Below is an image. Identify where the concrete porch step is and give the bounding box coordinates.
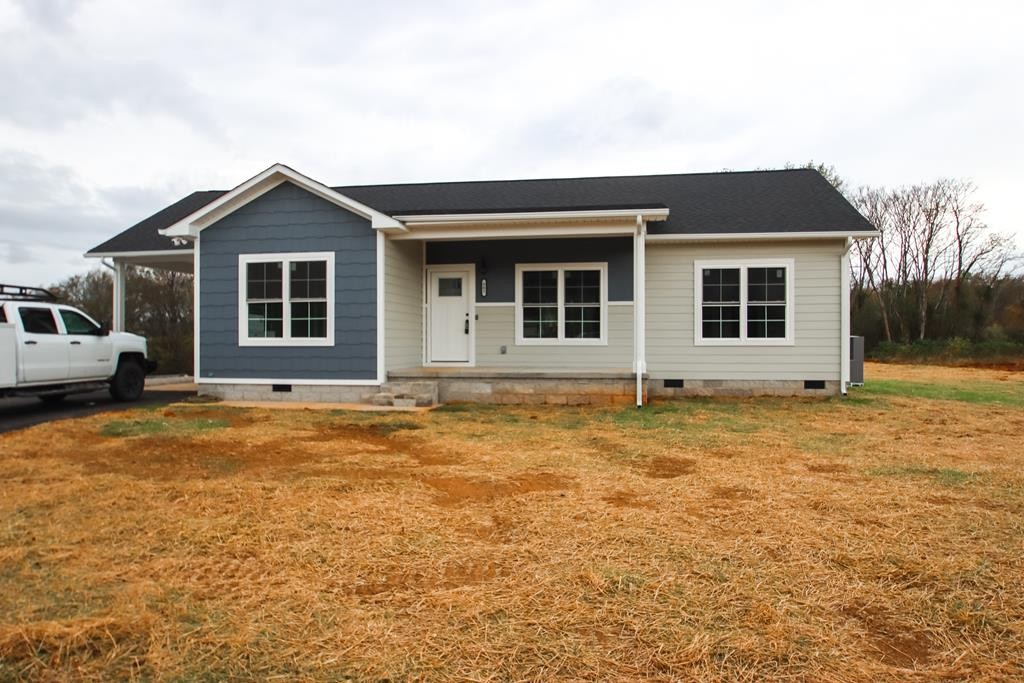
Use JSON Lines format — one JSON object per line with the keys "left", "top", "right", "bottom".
{"left": 368, "top": 380, "right": 439, "bottom": 407}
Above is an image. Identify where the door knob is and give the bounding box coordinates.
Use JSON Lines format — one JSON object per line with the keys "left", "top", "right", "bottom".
{"left": 464, "top": 319, "right": 469, "bottom": 334}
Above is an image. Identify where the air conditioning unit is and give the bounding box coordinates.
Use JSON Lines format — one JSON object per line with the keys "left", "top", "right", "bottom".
{"left": 849, "top": 336, "right": 865, "bottom": 386}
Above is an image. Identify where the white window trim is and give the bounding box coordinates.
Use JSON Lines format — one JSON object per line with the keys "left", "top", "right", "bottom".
{"left": 238, "top": 251, "right": 335, "bottom": 347}
{"left": 515, "top": 262, "right": 608, "bottom": 346}
{"left": 693, "top": 259, "right": 795, "bottom": 347}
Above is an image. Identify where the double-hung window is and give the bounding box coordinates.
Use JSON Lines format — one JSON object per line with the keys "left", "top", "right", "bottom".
{"left": 238, "top": 252, "right": 334, "bottom": 346}
{"left": 515, "top": 263, "right": 607, "bottom": 345}
{"left": 694, "top": 260, "right": 793, "bottom": 345}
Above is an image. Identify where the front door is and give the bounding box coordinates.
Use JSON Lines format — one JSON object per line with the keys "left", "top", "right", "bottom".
{"left": 429, "top": 270, "right": 471, "bottom": 363}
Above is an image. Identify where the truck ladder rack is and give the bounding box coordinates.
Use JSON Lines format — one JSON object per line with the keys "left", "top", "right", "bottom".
{"left": 0, "top": 284, "right": 58, "bottom": 302}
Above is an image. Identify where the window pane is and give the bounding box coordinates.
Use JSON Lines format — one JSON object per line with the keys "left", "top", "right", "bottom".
{"left": 564, "top": 304, "right": 600, "bottom": 339}
{"left": 523, "top": 305, "right": 557, "bottom": 338}
{"left": 438, "top": 277, "right": 462, "bottom": 297}
{"left": 747, "top": 302, "right": 786, "bottom": 338}
{"left": 702, "top": 268, "right": 741, "bottom": 304}
{"left": 248, "top": 302, "right": 283, "bottom": 338}
{"left": 247, "top": 261, "right": 283, "bottom": 300}
{"left": 290, "top": 260, "right": 326, "bottom": 301}
{"left": 291, "top": 300, "right": 328, "bottom": 338}
{"left": 19, "top": 308, "right": 59, "bottom": 334}
{"left": 564, "top": 270, "right": 600, "bottom": 304}
{"left": 60, "top": 310, "right": 98, "bottom": 335}
{"left": 749, "top": 267, "right": 786, "bottom": 303}
{"left": 522, "top": 270, "right": 557, "bottom": 304}
{"left": 701, "top": 304, "right": 740, "bottom": 339}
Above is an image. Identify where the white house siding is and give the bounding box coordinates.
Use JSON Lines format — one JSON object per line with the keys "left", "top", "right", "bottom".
{"left": 384, "top": 238, "right": 423, "bottom": 371}
{"left": 645, "top": 240, "right": 845, "bottom": 381}
{"left": 474, "top": 304, "right": 633, "bottom": 369}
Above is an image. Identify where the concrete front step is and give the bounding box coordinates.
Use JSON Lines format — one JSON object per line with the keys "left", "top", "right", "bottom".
{"left": 369, "top": 380, "right": 439, "bottom": 407}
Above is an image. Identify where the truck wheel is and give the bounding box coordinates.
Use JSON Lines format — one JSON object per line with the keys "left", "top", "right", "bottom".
{"left": 110, "top": 359, "right": 145, "bottom": 402}
{"left": 39, "top": 394, "right": 67, "bottom": 404}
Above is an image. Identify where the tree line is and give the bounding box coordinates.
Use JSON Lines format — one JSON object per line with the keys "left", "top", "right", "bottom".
{"left": 798, "top": 163, "right": 1023, "bottom": 357}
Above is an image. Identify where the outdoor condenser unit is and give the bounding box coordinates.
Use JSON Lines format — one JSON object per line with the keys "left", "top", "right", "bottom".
{"left": 849, "top": 336, "right": 865, "bottom": 386}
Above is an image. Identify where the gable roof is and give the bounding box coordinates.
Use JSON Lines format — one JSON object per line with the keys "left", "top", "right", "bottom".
{"left": 87, "top": 168, "right": 875, "bottom": 255}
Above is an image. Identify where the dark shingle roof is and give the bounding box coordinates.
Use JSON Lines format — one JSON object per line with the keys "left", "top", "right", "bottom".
{"left": 87, "top": 169, "right": 874, "bottom": 255}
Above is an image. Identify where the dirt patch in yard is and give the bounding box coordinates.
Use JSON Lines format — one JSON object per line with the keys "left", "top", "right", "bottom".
{"left": 640, "top": 455, "right": 696, "bottom": 478}
{"left": 841, "top": 603, "right": 934, "bottom": 668}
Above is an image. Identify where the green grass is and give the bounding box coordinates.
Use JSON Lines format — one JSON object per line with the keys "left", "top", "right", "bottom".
{"left": 100, "top": 418, "right": 230, "bottom": 438}
{"left": 868, "top": 465, "right": 979, "bottom": 486}
{"left": 853, "top": 379, "right": 1024, "bottom": 407}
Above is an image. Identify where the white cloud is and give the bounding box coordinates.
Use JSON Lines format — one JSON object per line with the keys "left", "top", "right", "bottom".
{"left": 0, "top": 0, "right": 1021, "bottom": 285}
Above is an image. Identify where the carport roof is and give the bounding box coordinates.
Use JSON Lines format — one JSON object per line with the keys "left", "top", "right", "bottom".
{"left": 87, "top": 168, "right": 875, "bottom": 255}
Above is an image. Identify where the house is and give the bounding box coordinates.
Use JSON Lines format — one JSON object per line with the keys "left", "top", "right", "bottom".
{"left": 86, "top": 164, "right": 877, "bottom": 406}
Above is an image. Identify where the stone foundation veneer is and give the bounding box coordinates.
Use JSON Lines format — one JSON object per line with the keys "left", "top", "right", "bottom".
{"left": 435, "top": 377, "right": 641, "bottom": 405}
{"left": 648, "top": 379, "right": 841, "bottom": 398}
{"left": 199, "top": 383, "right": 377, "bottom": 403}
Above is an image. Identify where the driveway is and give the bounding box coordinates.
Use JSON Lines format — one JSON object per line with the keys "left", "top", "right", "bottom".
{"left": 0, "top": 384, "right": 196, "bottom": 435}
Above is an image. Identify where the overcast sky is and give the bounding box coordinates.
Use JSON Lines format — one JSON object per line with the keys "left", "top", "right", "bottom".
{"left": 1, "top": 0, "right": 1022, "bottom": 286}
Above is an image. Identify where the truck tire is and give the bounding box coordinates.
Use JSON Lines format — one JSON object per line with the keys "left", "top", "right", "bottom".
{"left": 39, "top": 394, "right": 67, "bottom": 404}
{"left": 110, "top": 359, "right": 145, "bottom": 402}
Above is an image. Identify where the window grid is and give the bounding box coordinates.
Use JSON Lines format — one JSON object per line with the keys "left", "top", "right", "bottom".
{"left": 517, "top": 265, "right": 605, "bottom": 344}
{"left": 696, "top": 262, "right": 791, "bottom": 344}
{"left": 240, "top": 253, "right": 333, "bottom": 346}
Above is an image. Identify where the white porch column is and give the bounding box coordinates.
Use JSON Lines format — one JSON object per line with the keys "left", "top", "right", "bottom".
{"left": 112, "top": 259, "right": 127, "bottom": 331}
{"left": 634, "top": 215, "right": 647, "bottom": 407}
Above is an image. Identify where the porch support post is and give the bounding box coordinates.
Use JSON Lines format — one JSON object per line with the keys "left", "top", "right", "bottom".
{"left": 634, "top": 215, "right": 647, "bottom": 407}
{"left": 112, "top": 259, "right": 127, "bottom": 332}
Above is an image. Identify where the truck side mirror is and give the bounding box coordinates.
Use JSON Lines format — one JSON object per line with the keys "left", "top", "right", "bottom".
{"left": 97, "top": 321, "right": 111, "bottom": 336}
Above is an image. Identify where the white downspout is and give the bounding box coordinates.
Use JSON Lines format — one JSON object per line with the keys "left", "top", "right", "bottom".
{"left": 840, "top": 237, "right": 852, "bottom": 396}
{"left": 634, "top": 215, "right": 647, "bottom": 407}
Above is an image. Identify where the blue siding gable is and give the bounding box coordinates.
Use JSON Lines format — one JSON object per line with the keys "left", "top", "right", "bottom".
{"left": 199, "top": 181, "right": 377, "bottom": 380}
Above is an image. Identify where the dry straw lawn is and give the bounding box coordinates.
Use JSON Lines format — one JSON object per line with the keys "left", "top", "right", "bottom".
{"left": 1, "top": 362, "right": 1023, "bottom": 681}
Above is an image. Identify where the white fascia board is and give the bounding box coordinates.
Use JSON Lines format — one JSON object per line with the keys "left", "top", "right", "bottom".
{"left": 395, "top": 207, "right": 670, "bottom": 225}
{"left": 390, "top": 223, "right": 637, "bottom": 242}
{"left": 85, "top": 249, "right": 195, "bottom": 259}
{"left": 160, "top": 163, "right": 404, "bottom": 238}
{"left": 646, "top": 230, "right": 879, "bottom": 243}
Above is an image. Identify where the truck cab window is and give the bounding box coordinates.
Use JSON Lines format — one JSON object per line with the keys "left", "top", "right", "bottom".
{"left": 19, "top": 307, "right": 59, "bottom": 334}
{"left": 60, "top": 309, "right": 99, "bottom": 335}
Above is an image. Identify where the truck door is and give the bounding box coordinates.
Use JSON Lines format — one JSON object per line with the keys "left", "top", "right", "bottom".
{"left": 16, "top": 306, "right": 69, "bottom": 383}
{"left": 59, "top": 308, "right": 113, "bottom": 380}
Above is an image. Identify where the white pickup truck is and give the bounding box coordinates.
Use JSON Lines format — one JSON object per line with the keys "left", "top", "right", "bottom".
{"left": 1, "top": 284, "right": 155, "bottom": 403}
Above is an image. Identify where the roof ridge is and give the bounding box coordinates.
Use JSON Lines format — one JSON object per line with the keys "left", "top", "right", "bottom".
{"left": 331, "top": 168, "right": 811, "bottom": 191}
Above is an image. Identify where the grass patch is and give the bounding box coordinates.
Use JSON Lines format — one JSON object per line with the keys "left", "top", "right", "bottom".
{"left": 100, "top": 417, "right": 230, "bottom": 438}
{"left": 853, "top": 379, "right": 1024, "bottom": 407}
{"left": 868, "top": 465, "right": 979, "bottom": 486}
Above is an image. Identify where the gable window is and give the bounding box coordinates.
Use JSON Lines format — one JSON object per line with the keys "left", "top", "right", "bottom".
{"left": 515, "top": 263, "right": 607, "bottom": 345}
{"left": 694, "top": 260, "right": 794, "bottom": 345}
{"left": 238, "top": 252, "right": 334, "bottom": 346}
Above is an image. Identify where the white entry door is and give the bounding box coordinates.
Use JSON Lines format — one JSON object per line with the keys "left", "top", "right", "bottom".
{"left": 429, "top": 270, "right": 471, "bottom": 363}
